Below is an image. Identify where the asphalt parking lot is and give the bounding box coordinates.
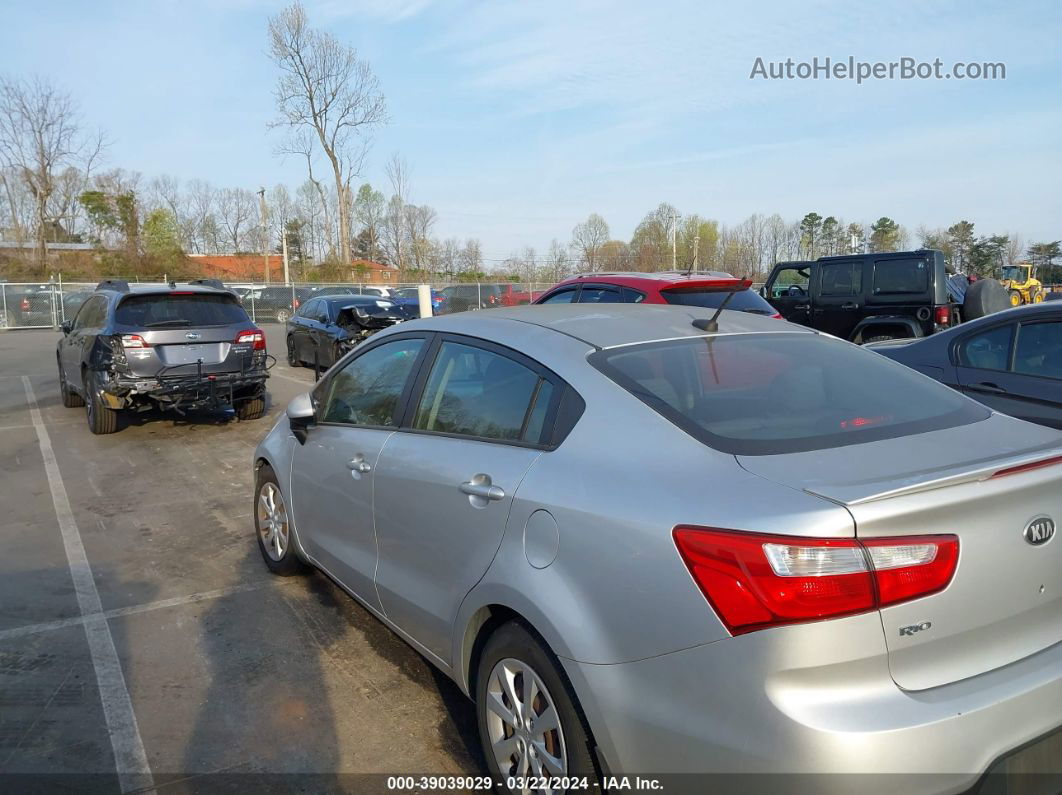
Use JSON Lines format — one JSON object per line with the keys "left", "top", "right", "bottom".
{"left": 0, "top": 325, "right": 481, "bottom": 790}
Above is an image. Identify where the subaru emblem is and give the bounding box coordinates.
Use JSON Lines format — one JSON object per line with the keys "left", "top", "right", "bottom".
{"left": 185, "top": 332, "right": 201, "bottom": 340}
{"left": 1023, "top": 516, "right": 1055, "bottom": 546}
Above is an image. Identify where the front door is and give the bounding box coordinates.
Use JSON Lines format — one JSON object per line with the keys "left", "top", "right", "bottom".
{"left": 765, "top": 263, "right": 814, "bottom": 327}
{"left": 812, "top": 259, "right": 864, "bottom": 339}
{"left": 289, "top": 335, "right": 427, "bottom": 611}
{"left": 373, "top": 338, "right": 554, "bottom": 660}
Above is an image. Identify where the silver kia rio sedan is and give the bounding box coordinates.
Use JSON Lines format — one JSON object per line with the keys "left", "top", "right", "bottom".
{"left": 252, "top": 304, "right": 1062, "bottom": 793}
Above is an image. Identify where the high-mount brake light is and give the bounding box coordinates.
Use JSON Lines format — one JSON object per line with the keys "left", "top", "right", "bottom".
{"left": 119, "top": 334, "right": 150, "bottom": 349}
{"left": 169, "top": 291, "right": 194, "bottom": 295}
{"left": 235, "top": 329, "right": 266, "bottom": 351}
{"left": 673, "top": 527, "right": 959, "bottom": 635}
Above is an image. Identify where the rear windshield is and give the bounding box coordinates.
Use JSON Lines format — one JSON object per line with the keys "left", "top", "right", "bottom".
{"left": 115, "top": 293, "right": 249, "bottom": 327}
{"left": 591, "top": 333, "right": 988, "bottom": 455}
{"left": 661, "top": 288, "right": 776, "bottom": 314}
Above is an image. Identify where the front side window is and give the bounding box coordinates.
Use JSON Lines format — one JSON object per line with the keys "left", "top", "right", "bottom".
{"left": 592, "top": 333, "right": 988, "bottom": 455}
{"left": 957, "top": 324, "right": 1013, "bottom": 371}
{"left": 1014, "top": 321, "right": 1062, "bottom": 379}
{"left": 769, "top": 266, "right": 810, "bottom": 298}
{"left": 413, "top": 341, "right": 550, "bottom": 443}
{"left": 320, "top": 338, "right": 424, "bottom": 426}
{"left": 540, "top": 288, "right": 578, "bottom": 304}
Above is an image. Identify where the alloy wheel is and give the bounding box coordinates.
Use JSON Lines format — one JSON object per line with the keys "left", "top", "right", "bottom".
{"left": 485, "top": 657, "right": 567, "bottom": 790}
{"left": 257, "top": 482, "right": 290, "bottom": 561}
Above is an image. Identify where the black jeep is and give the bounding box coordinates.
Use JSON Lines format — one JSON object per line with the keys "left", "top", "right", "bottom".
{"left": 57, "top": 279, "right": 272, "bottom": 434}
{"left": 763, "top": 249, "right": 1008, "bottom": 343}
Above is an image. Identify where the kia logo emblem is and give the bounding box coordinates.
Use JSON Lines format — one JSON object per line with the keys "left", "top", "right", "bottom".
{"left": 185, "top": 332, "right": 201, "bottom": 340}
{"left": 1024, "top": 516, "right": 1055, "bottom": 546}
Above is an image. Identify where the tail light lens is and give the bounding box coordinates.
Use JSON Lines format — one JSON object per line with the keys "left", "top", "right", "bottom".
{"left": 934, "top": 305, "right": 951, "bottom": 325}
{"left": 235, "top": 329, "right": 266, "bottom": 350}
{"left": 119, "top": 334, "right": 150, "bottom": 349}
{"left": 673, "top": 527, "right": 958, "bottom": 635}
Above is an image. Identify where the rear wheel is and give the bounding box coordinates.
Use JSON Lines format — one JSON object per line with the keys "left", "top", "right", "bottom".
{"left": 236, "top": 396, "right": 265, "bottom": 421}
{"left": 83, "top": 371, "right": 118, "bottom": 435}
{"left": 863, "top": 334, "right": 898, "bottom": 344}
{"left": 286, "top": 336, "right": 299, "bottom": 367}
{"left": 254, "top": 465, "right": 308, "bottom": 576}
{"left": 59, "top": 358, "right": 84, "bottom": 408}
{"left": 476, "top": 621, "right": 598, "bottom": 790}
{"left": 1009, "top": 289, "right": 1024, "bottom": 306}
{"left": 275, "top": 308, "right": 291, "bottom": 324}
{"left": 1032, "top": 288, "right": 1044, "bottom": 304}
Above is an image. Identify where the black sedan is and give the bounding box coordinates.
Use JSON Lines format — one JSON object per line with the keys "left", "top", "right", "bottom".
{"left": 868, "top": 301, "right": 1062, "bottom": 430}
{"left": 284, "top": 294, "right": 415, "bottom": 370}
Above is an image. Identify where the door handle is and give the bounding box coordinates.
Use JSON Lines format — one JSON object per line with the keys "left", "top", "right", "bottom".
{"left": 459, "top": 480, "right": 505, "bottom": 501}
{"left": 347, "top": 456, "right": 372, "bottom": 473}
{"left": 970, "top": 382, "right": 1007, "bottom": 395}
{"left": 794, "top": 303, "right": 809, "bottom": 311}
{"left": 841, "top": 302, "right": 858, "bottom": 310}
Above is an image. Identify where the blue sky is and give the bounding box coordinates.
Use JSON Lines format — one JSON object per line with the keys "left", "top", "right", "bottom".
{"left": 2, "top": 0, "right": 1060, "bottom": 258}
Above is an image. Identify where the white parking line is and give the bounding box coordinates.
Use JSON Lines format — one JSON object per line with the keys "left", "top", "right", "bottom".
{"left": 0, "top": 580, "right": 282, "bottom": 642}
{"left": 270, "top": 370, "right": 315, "bottom": 386}
{"left": 21, "top": 376, "right": 154, "bottom": 794}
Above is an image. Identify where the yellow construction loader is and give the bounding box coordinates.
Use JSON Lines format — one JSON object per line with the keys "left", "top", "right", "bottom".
{"left": 1000, "top": 263, "right": 1045, "bottom": 306}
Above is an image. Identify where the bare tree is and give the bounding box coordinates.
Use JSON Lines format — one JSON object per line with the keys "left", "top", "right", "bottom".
{"left": 0, "top": 75, "right": 104, "bottom": 268}
{"left": 570, "top": 213, "right": 610, "bottom": 271}
{"left": 269, "top": 2, "right": 387, "bottom": 264}
{"left": 186, "top": 178, "right": 216, "bottom": 253}
{"left": 217, "top": 187, "right": 257, "bottom": 252}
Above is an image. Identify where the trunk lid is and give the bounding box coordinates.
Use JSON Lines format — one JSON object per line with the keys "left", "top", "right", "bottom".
{"left": 738, "top": 415, "right": 1062, "bottom": 690}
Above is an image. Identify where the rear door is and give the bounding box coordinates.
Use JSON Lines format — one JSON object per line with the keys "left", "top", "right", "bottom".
{"left": 372, "top": 336, "right": 557, "bottom": 660}
{"left": 812, "top": 259, "right": 864, "bottom": 339}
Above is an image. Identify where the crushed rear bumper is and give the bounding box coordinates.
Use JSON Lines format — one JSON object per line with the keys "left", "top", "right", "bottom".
{"left": 98, "top": 356, "right": 273, "bottom": 413}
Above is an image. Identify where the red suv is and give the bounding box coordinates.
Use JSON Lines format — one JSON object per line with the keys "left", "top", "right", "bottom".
{"left": 534, "top": 271, "right": 781, "bottom": 316}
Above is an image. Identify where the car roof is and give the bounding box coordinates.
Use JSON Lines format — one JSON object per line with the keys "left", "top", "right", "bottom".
{"left": 400, "top": 303, "right": 808, "bottom": 349}
{"left": 99, "top": 284, "right": 233, "bottom": 297}
{"left": 551, "top": 271, "right": 735, "bottom": 290}
{"left": 319, "top": 294, "right": 378, "bottom": 305}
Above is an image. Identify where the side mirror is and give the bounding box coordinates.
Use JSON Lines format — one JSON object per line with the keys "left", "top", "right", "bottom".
{"left": 286, "top": 392, "right": 315, "bottom": 443}
{"left": 60, "top": 319, "right": 73, "bottom": 335}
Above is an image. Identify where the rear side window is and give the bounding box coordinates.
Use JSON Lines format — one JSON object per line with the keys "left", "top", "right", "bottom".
{"left": 819, "top": 262, "right": 863, "bottom": 296}
{"left": 114, "top": 294, "right": 249, "bottom": 327}
{"left": 661, "top": 288, "right": 776, "bottom": 315}
{"left": 578, "top": 286, "right": 623, "bottom": 304}
{"left": 413, "top": 341, "right": 551, "bottom": 443}
{"left": 957, "top": 324, "right": 1013, "bottom": 371}
{"left": 592, "top": 334, "right": 988, "bottom": 455}
{"left": 872, "top": 259, "right": 928, "bottom": 295}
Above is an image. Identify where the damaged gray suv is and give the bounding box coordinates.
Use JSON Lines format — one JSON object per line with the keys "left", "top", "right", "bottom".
{"left": 57, "top": 279, "right": 271, "bottom": 434}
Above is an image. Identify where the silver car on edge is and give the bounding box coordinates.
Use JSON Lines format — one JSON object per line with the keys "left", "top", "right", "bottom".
{"left": 252, "top": 304, "right": 1062, "bottom": 793}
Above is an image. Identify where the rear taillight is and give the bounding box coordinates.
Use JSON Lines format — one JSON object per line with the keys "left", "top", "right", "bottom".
{"left": 235, "top": 329, "right": 266, "bottom": 350}
{"left": 934, "top": 305, "right": 950, "bottom": 325}
{"left": 119, "top": 334, "right": 150, "bottom": 349}
{"left": 673, "top": 527, "right": 958, "bottom": 635}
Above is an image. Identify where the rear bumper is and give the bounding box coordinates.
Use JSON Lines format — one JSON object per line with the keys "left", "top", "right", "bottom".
{"left": 99, "top": 363, "right": 270, "bottom": 411}
{"left": 563, "top": 612, "right": 1062, "bottom": 794}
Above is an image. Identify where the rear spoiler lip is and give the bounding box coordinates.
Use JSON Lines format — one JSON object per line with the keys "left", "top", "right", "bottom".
{"left": 805, "top": 446, "right": 1062, "bottom": 506}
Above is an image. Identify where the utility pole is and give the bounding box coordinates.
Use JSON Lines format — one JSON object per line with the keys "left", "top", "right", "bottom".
{"left": 671, "top": 211, "right": 678, "bottom": 270}
{"left": 693, "top": 235, "right": 700, "bottom": 271}
{"left": 282, "top": 229, "right": 290, "bottom": 285}
{"left": 257, "top": 187, "right": 270, "bottom": 283}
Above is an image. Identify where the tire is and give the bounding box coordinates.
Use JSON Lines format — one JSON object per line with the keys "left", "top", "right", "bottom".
{"left": 83, "top": 370, "right": 118, "bottom": 435}
{"left": 275, "top": 309, "right": 291, "bottom": 324}
{"left": 59, "top": 358, "right": 84, "bottom": 408}
{"left": 1032, "top": 288, "right": 1044, "bottom": 304}
{"left": 254, "top": 465, "right": 309, "bottom": 576}
{"left": 863, "top": 334, "right": 897, "bottom": 344}
{"left": 236, "top": 396, "right": 265, "bottom": 421}
{"left": 475, "top": 621, "right": 599, "bottom": 788}
{"left": 286, "top": 336, "right": 299, "bottom": 367}
{"left": 1008, "top": 289, "right": 1024, "bottom": 307}
{"left": 963, "top": 278, "right": 1010, "bottom": 321}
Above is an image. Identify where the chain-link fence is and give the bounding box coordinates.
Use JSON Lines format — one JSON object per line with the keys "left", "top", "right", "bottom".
{"left": 0, "top": 278, "right": 558, "bottom": 329}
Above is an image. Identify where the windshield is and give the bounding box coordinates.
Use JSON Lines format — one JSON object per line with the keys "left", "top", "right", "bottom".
{"left": 1002, "top": 266, "right": 1028, "bottom": 281}
{"left": 661, "top": 288, "right": 777, "bottom": 314}
{"left": 115, "top": 293, "right": 249, "bottom": 327}
{"left": 591, "top": 333, "right": 988, "bottom": 455}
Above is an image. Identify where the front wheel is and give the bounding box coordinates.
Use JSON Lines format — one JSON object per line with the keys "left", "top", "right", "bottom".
{"left": 254, "top": 465, "right": 308, "bottom": 576}
{"left": 476, "top": 621, "right": 598, "bottom": 789}
{"left": 1009, "top": 289, "right": 1024, "bottom": 307}
{"left": 276, "top": 308, "right": 291, "bottom": 324}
